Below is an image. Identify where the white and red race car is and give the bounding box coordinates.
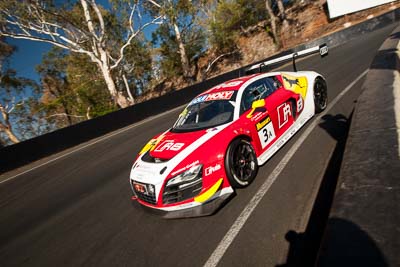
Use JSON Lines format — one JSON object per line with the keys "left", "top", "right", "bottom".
{"left": 130, "top": 45, "right": 328, "bottom": 218}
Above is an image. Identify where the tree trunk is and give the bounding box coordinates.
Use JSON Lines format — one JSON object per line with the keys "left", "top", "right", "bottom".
{"left": 0, "top": 111, "right": 20, "bottom": 144}
{"left": 173, "top": 22, "right": 192, "bottom": 79}
{"left": 276, "top": 0, "right": 289, "bottom": 29}
{"left": 86, "top": 106, "right": 92, "bottom": 120}
{"left": 266, "top": 0, "right": 280, "bottom": 47}
{"left": 122, "top": 74, "right": 135, "bottom": 105}
{"left": 2, "top": 126, "right": 20, "bottom": 144}
{"left": 0, "top": 105, "right": 20, "bottom": 144}
{"left": 99, "top": 63, "right": 130, "bottom": 108}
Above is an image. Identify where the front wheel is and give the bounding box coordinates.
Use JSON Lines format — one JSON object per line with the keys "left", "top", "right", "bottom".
{"left": 314, "top": 77, "right": 328, "bottom": 113}
{"left": 225, "top": 139, "right": 258, "bottom": 188}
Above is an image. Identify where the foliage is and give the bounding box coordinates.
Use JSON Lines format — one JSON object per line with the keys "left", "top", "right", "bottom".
{"left": 123, "top": 40, "right": 153, "bottom": 95}
{"left": 36, "top": 47, "right": 117, "bottom": 128}
{"left": 0, "top": 39, "right": 44, "bottom": 145}
{"left": 149, "top": 0, "right": 206, "bottom": 79}
{"left": 209, "top": 0, "right": 267, "bottom": 53}
{"left": 152, "top": 21, "right": 205, "bottom": 79}
{"left": 0, "top": 0, "right": 163, "bottom": 108}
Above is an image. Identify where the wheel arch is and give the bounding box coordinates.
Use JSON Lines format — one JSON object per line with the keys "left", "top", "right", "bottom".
{"left": 224, "top": 136, "right": 259, "bottom": 188}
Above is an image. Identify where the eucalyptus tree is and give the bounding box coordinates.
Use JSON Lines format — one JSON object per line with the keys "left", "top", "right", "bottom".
{"left": 147, "top": 0, "right": 205, "bottom": 80}
{"left": 0, "top": 0, "right": 162, "bottom": 108}
{"left": 0, "top": 39, "right": 40, "bottom": 145}
{"left": 265, "top": 0, "right": 279, "bottom": 46}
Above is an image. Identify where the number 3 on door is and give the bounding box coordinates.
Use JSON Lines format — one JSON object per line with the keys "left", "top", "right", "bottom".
{"left": 257, "top": 122, "right": 276, "bottom": 149}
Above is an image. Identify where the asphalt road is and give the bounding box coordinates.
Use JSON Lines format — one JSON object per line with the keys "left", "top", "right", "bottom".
{"left": 0, "top": 24, "right": 396, "bottom": 267}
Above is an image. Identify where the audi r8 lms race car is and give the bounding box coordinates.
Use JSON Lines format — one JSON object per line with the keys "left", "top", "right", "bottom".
{"left": 130, "top": 45, "right": 329, "bottom": 218}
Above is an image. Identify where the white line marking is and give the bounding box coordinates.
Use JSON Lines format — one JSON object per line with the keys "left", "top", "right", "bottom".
{"left": 204, "top": 69, "right": 369, "bottom": 267}
{"left": 0, "top": 105, "right": 185, "bottom": 185}
{"left": 393, "top": 70, "right": 400, "bottom": 157}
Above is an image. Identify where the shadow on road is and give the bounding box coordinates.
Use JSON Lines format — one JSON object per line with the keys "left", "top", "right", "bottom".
{"left": 317, "top": 218, "right": 388, "bottom": 267}
{"left": 318, "top": 114, "right": 349, "bottom": 142}
{"left": 276, "top": 112, "right": 387, "bottom": 266}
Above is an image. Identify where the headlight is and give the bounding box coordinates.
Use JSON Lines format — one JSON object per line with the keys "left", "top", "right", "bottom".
{"left": 163, "top": 164, "right": 203, "bottom": 205}
{"left": 166, "top": 164, "right": 203, "bottom": 188}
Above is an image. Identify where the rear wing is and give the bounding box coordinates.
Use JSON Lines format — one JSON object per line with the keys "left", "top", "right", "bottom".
{"left": 245, "top": 44, "right": 328, "bottom": 74}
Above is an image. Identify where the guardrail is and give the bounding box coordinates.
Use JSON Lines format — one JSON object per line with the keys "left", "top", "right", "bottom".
{"left": 317, "top": 23, "right": 400, "bottom": 266}
{"left": 1, "top": 8, "right": 399, "bottom": 174}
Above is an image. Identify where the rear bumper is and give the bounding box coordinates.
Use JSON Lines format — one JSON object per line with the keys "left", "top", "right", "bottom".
{"left": 131, "top": 189, "right": 233, "bottom": 219}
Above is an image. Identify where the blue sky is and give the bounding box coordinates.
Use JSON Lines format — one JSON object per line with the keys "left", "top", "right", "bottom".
{"left": 7, "top": 38, "right": 52, "bottom": 82}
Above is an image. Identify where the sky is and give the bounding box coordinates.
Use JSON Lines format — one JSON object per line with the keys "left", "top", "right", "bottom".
{"left": 8, "top": 38, "right": 53, "bottom": 82}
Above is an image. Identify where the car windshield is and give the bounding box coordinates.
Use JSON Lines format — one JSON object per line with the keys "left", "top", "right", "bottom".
{"left": 172, "top": 99, "right": 235, "bottom": 132}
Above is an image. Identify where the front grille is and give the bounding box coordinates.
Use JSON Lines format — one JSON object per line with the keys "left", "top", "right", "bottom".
{"left": 162, "top": 179, "right": 202, "bottom": 205}
{"left": 132, "top": 181, "right": 157, "bottom": 205}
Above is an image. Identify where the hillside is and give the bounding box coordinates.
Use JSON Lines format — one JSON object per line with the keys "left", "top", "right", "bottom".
{"left": 136, "top": 1, "right": 400, "bottom": 103}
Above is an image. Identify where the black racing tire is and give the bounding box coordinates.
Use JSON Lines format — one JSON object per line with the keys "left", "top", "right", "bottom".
{"left": 314, "top": 77, "right": 328, "bottom": 113}
{"left": 225, "top": 139, "right": 258, "bottom": 188}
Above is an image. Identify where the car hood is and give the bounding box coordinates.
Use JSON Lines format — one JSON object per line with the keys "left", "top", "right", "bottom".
{"left": 150, "top": 129, "right": 208, "bottom": 160}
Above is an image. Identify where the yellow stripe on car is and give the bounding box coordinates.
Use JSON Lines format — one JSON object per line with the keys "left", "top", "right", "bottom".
{"left": 139, "top": 139, "right": 156, "bottom": 155}
{"left": 194, "top": 178, "right": 223, "bottom": 203}
{"left": 138, "top": 133, "right": 166, "bottom": 155}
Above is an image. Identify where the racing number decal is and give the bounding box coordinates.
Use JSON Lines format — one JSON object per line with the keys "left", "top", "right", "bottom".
{"left": 256, "top": 117, "right": 276, "bottom": 149}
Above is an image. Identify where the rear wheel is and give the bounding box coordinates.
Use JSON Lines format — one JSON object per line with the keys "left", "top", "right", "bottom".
{"left": 314, "top": 77, "right": 328, "bottom": 113}
{"left": 225, "top": 139, "right": 258, "bottom": 188}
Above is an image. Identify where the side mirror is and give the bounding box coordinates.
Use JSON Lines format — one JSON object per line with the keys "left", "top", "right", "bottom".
{"left": 247, "top": 99, "right": 266, "bottom": 118}
{"left": 252, "top": 99, "right": 265, "bottom": 109}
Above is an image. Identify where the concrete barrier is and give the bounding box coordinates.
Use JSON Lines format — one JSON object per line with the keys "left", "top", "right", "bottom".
{"left": 317, "top": 24, "right": 400, "bottom": 266}
{"left": 1, "top": 8, "right": 399, "bottom": 174}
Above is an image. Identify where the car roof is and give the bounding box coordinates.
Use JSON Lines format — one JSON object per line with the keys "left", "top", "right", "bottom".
{"left": 198, "top": 72, "right": 281, "bottom": 96}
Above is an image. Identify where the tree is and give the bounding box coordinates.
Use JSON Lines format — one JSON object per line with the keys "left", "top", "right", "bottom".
{"left": 36, "top": 47, "right": 88, "bottom": 128}
{"left": 152, "top": 14, "right": 205, "bottom": 79}
{"left": 0, "top": 0, "right": 162, "bottom": 108}
{"left": 0, "top": 71, "right": 22, "bottom": 144}
{"left": 265, "top": 0, "right": 280, "bottom": 46}
{"left": 36, "top": 46, "right": 122, "bottom": 129}
{"left": 276, "top": 0, "right": 288, "bottom": 29}
{"left": 209, "top": 0, "right": 267, "bottom": 53}
{"left": 147, "top": 0, "right": 204, "bottom": 80}
{"left": 0, "top": 39, "right": 41, "bottom": 145}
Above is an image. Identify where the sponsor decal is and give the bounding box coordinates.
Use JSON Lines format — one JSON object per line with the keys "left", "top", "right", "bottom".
{"left": 205, "top": 91, "right": 234, "bottom": 101}
{"left": 190, "top": 91, "right": 234, "bottom": 105}
{"left": 277, "top": 102, "right": 292, "bottom": 129}
{"left": 250, "top": 111, "right": 267, "bottom": 122}
{"left": 257, "top": 120, "right": 276, "bottom": 149}
{"left": 205, "top": 164, "right": 221, "bottom": 176}
{"left": 282, "top": 74, "right": 308, "bottom": 99}
{"left": 190, "top": 95, "right": 208, "bottom": 105}
{"left": 212, "top": 81, "right": 243, "bottom": 90}
{"left": 154, "top": 140, "right": 185, "bottom": 152}
{"left": 256, "top": 116, "right": 271, "bottom": 131}
{"left": 170, "top": 160, "right": 200, "bottom": 177}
